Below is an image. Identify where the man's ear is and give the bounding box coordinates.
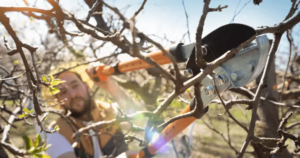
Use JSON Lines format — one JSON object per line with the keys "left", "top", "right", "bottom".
{"left": 84, "top": 82, "right": 92, "bottom": 92}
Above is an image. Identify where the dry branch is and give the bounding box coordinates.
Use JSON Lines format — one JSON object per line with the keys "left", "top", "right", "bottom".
{"left": 209, "top": 5, "right": 229, "bottom": 12}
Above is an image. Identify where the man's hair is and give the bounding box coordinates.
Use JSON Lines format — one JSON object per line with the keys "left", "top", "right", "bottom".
{"left": 55, "top": 70, "right": 83, "bottom": 82}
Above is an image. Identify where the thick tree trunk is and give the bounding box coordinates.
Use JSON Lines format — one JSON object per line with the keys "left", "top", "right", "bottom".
{"left": 252, "top": 60, "right": 293, "bottom": 158}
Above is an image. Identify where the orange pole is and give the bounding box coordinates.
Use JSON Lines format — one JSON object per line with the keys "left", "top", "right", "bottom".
{"left": 130, "top": 105, "right": 197, "bottom": 158}
{"left": 118, "top": 49, "right": 171, "bottom": 73}
{"left": 93, "top": 49, "right": 172, "bottom": 81}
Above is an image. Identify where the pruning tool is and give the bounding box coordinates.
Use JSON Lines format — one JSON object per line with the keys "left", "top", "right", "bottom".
{"left": 92, "top": 24, "right": 270, "bottom": 158}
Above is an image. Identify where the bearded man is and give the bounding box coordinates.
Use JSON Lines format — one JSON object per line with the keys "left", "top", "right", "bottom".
{"left": 46, "top": 67, "right": 142, "bottom": 158}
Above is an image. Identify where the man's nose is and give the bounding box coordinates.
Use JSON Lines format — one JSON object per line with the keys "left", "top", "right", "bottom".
{"left": 68, "top": 89, "right": 77, "bottom": 98}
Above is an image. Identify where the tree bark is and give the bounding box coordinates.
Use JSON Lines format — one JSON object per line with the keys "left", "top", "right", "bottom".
{"left": 252, "top": 59, "right": 293, "bottom": 158}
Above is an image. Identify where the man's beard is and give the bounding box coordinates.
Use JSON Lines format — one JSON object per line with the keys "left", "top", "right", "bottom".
{"left": 69, "top": 91, "right": 92, "bottom": 118}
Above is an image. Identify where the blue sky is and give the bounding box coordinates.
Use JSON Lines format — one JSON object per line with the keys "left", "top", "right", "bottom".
{"left": 1, "top": 0, "right": 299, "bottom": 69}
{"left": 102, "top": 0, "right": 296, "bottom": 42}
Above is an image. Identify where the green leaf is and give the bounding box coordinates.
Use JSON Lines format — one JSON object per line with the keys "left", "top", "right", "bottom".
{"left": 44, "top": 144, "right": 52, "bottom": 150}
{"left": 23, "top": 107, "right": 30, "bottom": 114}
{"left": 34, "top": 154, "right": 51, "bottom": 158}
{"left": 49, "top": 87, "right": 60, "bottom": 95}
{"left": 18, "top": 114, "right": 26, "bottom": 118}
{"left": 41, "top": 142, "right": 46, "bottom": 149}
{"left": 42, "top": 112, "right": 48, "bottom": 121}
{"left": 30, "top": 146, "right": 44, "bottom": 154}
{"left": 28, "top": 147, "right": 35, "bottom": 154}
{"left": 30, "top": 109, "right": 34, "bottom": 113}
{"left": 13, "top": 60, "right": 19, "bottom": 65}
{"left": 54, "top": 125, "right": 60, "bottom": 132}
{"left": 22, "top": 135, "right": 33, "bottom": 150}
{"left": 51, "top": 79, "right": 65, "bottom": 86}
{"left": 186, "top": 88, "right": 190, "bottom": 92}
{"left": 34, "top": 134, "right": 41, "bottom": 148}
{"left": 49, "top": 75, "right": 54, "bottom": 83}
{"left": 41, "top": 75, "right": 48, "bottom": 82}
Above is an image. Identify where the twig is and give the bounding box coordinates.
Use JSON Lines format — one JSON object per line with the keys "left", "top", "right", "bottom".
{"left": 135, "top": 53, "right": 176, "bottom": 83}
{"left": 209, "top": 5, "right": 228, "bottom": 12}
{"left": 195, "top": 0, "right": 210, "bottom": 68}
{"left": 284, "top": 0, "right": 300, "bottom": 21}
{"left": 230, "top": 0, "right": 251, "bottom": 23}
{"left": 270, "top": 112, "right": 295, "bottom": 155}
{"left": 0, "top": 115, "right": 16, "bottom": 129}
{"left": 178, "top": 96, "right": 190, "bottom": 104}
{"left": 1, "top": 107, "right": 21, "bottom": 145}
{"left": 203, "top": 120, "right": 239, "bottom": 154}
{"left": 0, "top": 75, "right": 23, "bottom": 81}
{"left": 101, "top": 1, "right": 182, "bottom": 88}
{"left": 72, "top": 15, "right": 120, "bottom": 41}
{"left": 211, "top": 99, "right": 252, "bottom": 109}
{"left": 279, "top": 29, "right": 293, "bottom": 117}
{"left": 285, "top": 121, "right": 300, "bottom": 130}
{"left": 86, "top": 0, "right": 101, "bottom": 22}
{"left": 212, "top": 74, "right": 251, "bottom": 138}
{"left": 280, "top": 88, "right": 300, "bottom": 100}
{"left": 138, "top": 32, "right": 182, "bottom": 87}
{"left": 256, "top": 11, "right": 300, "bottom": 35}
{"left": 181, "top": 0, "right": 191, "bottom": 42}
{"left": 227, "top": 89, "right": 300, "bottom": 109}
{"left": 280, "top": 30, "right": 293, "bottom": 100}
{"left": 278, "top": 112, "right": 293, "bottom": 131}
{"left": 0, "top": 142, "right": 28, "bottom": 156}
{"left": 0, "top": 7, "right": 54, "bottom": 16}
{"left": 153, "top": 91, "right": 176, "bottom": 116}
{"left": 131, "top": 0, "right": 147, "bottom": 19}
{"left": 0, "top": 12, "right": 42, "bottom": 115}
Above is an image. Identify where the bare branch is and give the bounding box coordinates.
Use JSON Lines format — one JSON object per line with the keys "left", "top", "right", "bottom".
{"left": 131, "top": 0, "right": 147, "bottom": 19}
{"left": 0, "top": 7, "right": 54, "bottom": 16}
{"left": 284, "top": 0, "right": 300, "bottom": 21}
{"left": 181, "top": 0, "right": 191, "bottom": 42}
{"left": 195, "top": 0, "right": 210, "bottom": 68}
{"left": 256, "top": 11, "right": 300, "bottom": 35}
{"left": 209, "top": 5, "right": 228, "bottom": 12}
{"left": 279, "top": 29, "right": 293, "bottom": 103}
{"left": 212, "top": 74, "right": 251, "bottom": 137}
{"left": 203, "top": 120, "right": 239, "bottom": 154}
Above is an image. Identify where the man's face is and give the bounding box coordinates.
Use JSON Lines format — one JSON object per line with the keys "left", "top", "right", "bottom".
{"left": 55, "top": 72, "right": 91, "bottom": 117}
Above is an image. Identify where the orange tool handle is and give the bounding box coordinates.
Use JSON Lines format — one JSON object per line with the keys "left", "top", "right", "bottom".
{"left": 130, "top": 103, "right": 199, "bottom": 158}
{"left": 92, "top": 49, "right": 172, "bottom": 81}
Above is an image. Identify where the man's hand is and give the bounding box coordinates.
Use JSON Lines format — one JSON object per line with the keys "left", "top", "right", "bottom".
{"left": 86, "top": 66, "right": 144, "bottom": 114}
{"left": 85, "top": 66, "right": 113, "bottom": 91}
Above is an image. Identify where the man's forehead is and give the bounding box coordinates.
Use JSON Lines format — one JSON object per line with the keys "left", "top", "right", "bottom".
{"left": 57, "top": 71, "right": 82, "bottom": 87}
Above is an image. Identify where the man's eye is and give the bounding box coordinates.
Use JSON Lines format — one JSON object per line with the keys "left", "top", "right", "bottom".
{"left": 60, "top": 90, "right": 67, "bottom": 95}
{"left": 72, "top": 84, "right": 79, "bottom": 89}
